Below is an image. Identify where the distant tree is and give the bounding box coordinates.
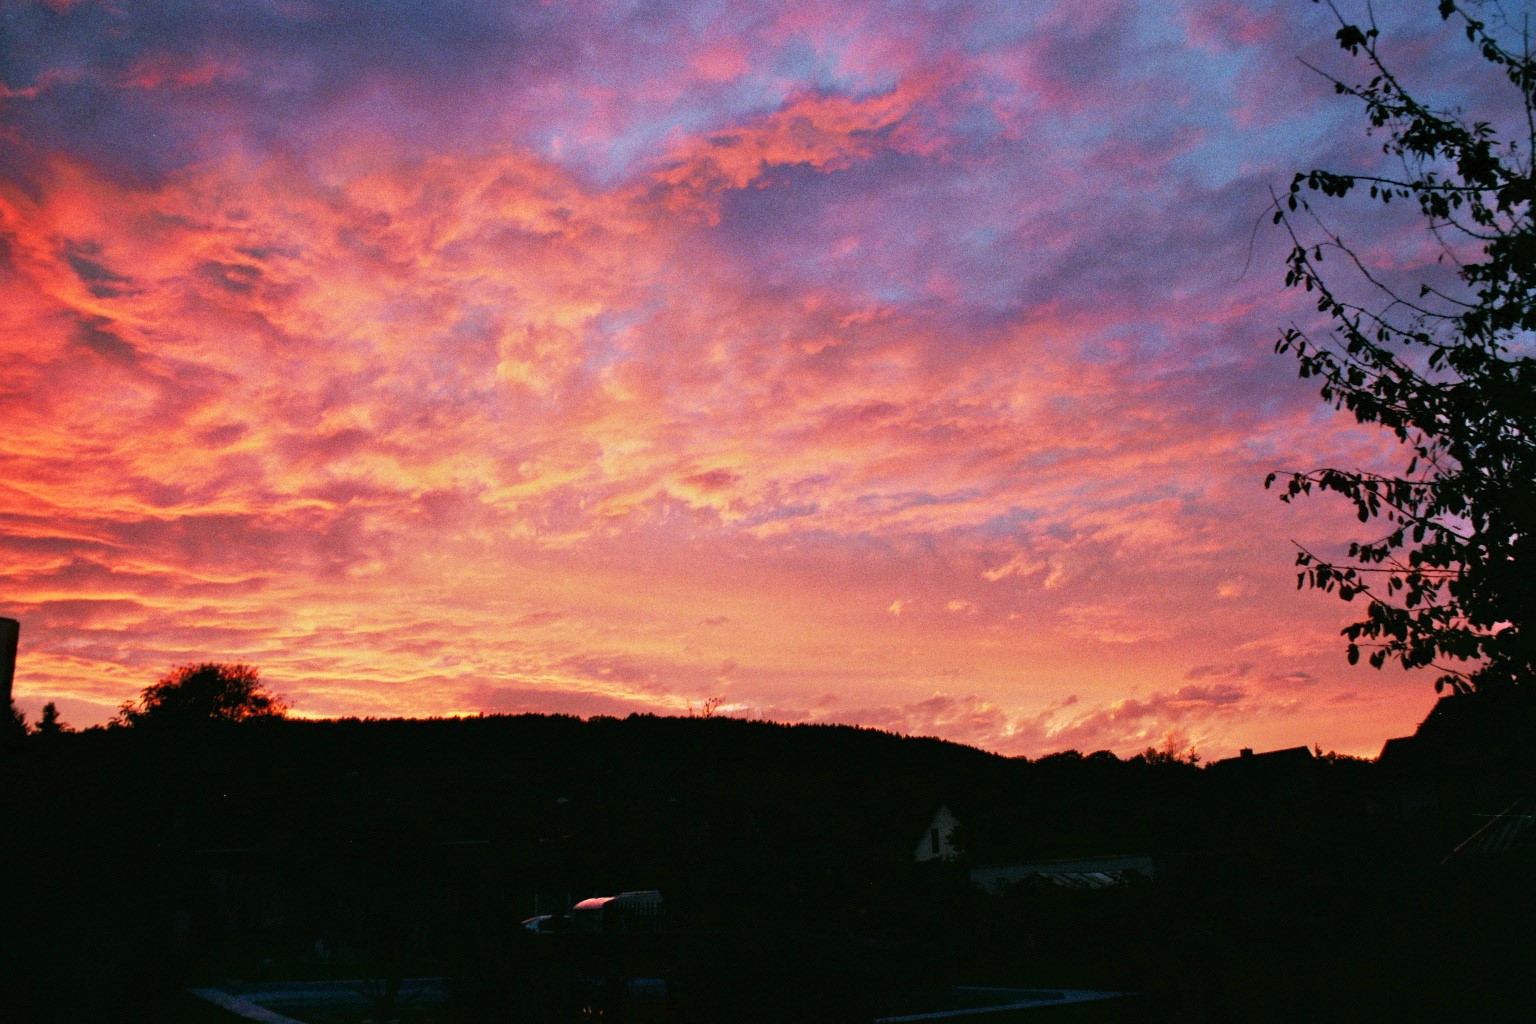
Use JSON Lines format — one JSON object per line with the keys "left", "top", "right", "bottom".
{"left": 1139, "top": 731, "right": 1201, "bottom": 767}
{"left": 688, "top": 696, "right": 723, "bottom": 718}
{"left": 115, "top": 663, "right": 288, "bottom": 728}
{"left": 1267, "top": 1, "right": 1536, "bottom": 695}
{"left": 1312, "top": 743, "right": 1370, "bottom": 765}
{"left": 35, "top": 701, "right": 69, "bottom": 736}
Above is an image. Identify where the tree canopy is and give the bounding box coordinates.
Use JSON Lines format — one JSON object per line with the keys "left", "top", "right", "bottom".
{"left": 36, "top": 701, "right": 68, "bottom": 735}
{"left": 1268, "top": 0, "right": 1536, "bottom": 695}
{"left": 115, "top": 662, "right": 289, "bottom": 728}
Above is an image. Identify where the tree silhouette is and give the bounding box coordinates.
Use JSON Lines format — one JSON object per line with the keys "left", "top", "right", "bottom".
{"left": 35, "top": 701, "right": 68, "bottom": 735}
{"left": 1267, "top": 0, "right": 1535, "bottom": 694}
{"left": 115, "top": 663, "right": 288, "bottom": 727}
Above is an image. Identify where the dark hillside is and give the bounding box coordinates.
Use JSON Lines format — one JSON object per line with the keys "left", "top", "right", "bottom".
{"left": 5, "top": 713, "right": 1012, "bottom": 1020}
{"left": 7, "top": 706, "right": 1534, "bottom": 1022}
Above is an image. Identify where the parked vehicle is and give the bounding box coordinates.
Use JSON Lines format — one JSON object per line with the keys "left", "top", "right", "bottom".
{"left": 571, "top": 890, "right": 665, "bottom": 934}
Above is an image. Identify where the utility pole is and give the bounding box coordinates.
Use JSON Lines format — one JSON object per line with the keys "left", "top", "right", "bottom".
{"left": 1, "top": 617, "right": 17, "bottom": 707}
{"left": 2, "top": 617, "right": 19, "bottom": 746}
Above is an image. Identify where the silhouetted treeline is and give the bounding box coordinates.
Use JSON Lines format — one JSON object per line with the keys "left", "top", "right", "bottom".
{"left": 4, "top": 703, "right": 1534, "bottom": 1022}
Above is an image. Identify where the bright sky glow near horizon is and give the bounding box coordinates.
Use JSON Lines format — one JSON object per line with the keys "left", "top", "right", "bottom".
{"left": 1, "top": 0, "right": 1523, "bottom": 757}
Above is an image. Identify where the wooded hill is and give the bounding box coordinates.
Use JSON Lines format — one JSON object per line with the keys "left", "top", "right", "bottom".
{"left": 5, "top": 706, "right": 1533, "bottom": 1022}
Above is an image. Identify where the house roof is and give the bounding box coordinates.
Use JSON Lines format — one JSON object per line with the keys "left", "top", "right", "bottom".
{"left": 1207, "top": 745, "right": 1315, "bottom": 772}
{"left": 1379, "top": 691, "right": 1536, "bottom": 772}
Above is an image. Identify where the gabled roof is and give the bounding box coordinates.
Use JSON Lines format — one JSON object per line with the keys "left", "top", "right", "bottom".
{"left": 1207, "top": 745, "right": 1315, "bottom": 772}
{"left": 1377, "top": 736, "right": 1415, "bottom": 763}
{"left": 1379, "top": 691, "right": 1536, "bottom": 772}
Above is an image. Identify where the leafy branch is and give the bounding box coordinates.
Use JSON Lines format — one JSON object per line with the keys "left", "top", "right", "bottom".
{"left": 1268, "top": 0, "right": 1536, "bottom": 694}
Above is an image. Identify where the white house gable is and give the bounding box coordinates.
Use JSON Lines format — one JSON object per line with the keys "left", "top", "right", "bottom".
{"left": 915, "top": 803, "right": 962, "bottom": 861}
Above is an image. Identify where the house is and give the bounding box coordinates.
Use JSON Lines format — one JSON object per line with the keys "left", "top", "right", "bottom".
{"left": 1206, "top": 745, "right": 1315, "bottom": 774}
{"left": 1379, "top": 690, "right": 1536, "bottom": 772}
{"left": 913, "top": 798, "right": 1156, "bottom": 891}
{"left": 913, "top": 803, "right": 962, "bottom": 862}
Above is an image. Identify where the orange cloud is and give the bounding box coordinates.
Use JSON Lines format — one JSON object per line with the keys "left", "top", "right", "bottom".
{"left": 1, "top": 0, "right": 1466, "bottom": 758}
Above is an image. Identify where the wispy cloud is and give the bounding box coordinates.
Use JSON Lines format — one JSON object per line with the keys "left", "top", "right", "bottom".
{"left": 0, "top": 0, "right": 1477, "bottom": 754}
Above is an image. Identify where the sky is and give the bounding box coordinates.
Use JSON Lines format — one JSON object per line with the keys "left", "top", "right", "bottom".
{"left": 0, "top": 0, "right": 1522, "bottom": 757}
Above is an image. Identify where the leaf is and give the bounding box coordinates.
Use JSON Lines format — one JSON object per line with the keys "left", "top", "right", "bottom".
{"left": 1270, "top": 3, "right": 1535, "bottom": 696}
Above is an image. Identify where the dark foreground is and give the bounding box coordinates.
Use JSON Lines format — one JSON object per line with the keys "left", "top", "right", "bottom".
{"left": 6, "top": 708, "right": 1533, "bottom": 1022}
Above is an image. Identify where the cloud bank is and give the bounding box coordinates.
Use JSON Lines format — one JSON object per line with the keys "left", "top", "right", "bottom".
{"left": 3, "top": 0, "right": 1496, "bottom": 755}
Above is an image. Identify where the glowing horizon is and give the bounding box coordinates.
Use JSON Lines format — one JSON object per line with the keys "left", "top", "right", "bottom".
{"left": 2, "top": 0, "right": 1510, "bottom": 757}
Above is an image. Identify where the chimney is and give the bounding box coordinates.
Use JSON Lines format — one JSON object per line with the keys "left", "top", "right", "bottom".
{"left": 1239, "top": 747, "right": 1254, "bottom": 759}
{"left": 0, "top": 617, "right": 17, "bottom": 712}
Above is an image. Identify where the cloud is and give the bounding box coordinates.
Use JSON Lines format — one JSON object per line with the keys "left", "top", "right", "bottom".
{"left": 982, "top": 551, "right": 1049, "bottom": 583}
{"left": 461, "top": 684, "right": 653, "bottom": 720}
{"left": 788, "top": 691, "right": 1015, "bottom": 750}
{"left": 1184, "top": 662, "right": 1254, "bottom": 682}
{"left": 1013, "top": 682, "right": 1254, "bottom": 756}
{"left": 750, "top": 679, "right": 1284, "bottom": 759}
{"left": 0, "top": 0, "right": 1467, "bottom": 757}
{"left": 1056, "top": 603, "right": 1171, "bottom": 646}
{"left": 1262, "top": 669, "right": 1319, "bottom": 691}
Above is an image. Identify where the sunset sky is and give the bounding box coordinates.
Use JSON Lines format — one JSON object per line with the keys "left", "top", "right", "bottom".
{"left": 1, "top": 0, "right": 1516, "bottom": 756}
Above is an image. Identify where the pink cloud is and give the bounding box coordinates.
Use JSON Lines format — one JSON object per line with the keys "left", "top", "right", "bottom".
{"left": 0, "top": 0, "right": 1477, "bottom": 757}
